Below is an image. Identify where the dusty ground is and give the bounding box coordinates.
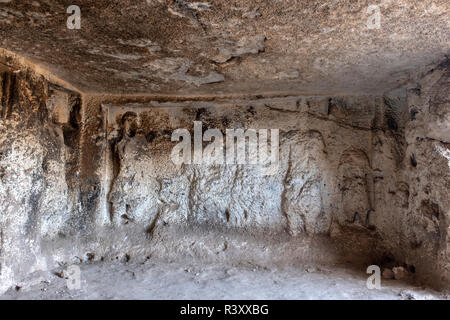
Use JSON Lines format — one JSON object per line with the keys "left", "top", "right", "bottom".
{"left": 1, "top": 260, "right": 448, "bottom": 300}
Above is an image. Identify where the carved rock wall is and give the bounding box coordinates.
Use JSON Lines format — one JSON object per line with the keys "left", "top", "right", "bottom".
{"left": 0, "top": 58, "right": 448, "bottom": 291}
{"left": 0, "top": 62, "right": 82, "bottom": 292}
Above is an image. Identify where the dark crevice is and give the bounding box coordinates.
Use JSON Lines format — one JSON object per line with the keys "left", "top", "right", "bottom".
{"left": 1, "top": 70, "right": 16, "bottom": 119}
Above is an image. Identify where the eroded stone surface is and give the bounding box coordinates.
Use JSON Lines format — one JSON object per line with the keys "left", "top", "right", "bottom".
{"left": 0, "top": 57, "right": 449, "bottom": 292}
{"left": 0, "top": 0, "right": 448, "bottom": 94}
{"left": 0, "top": 4, "right": 449, "bottom": 294}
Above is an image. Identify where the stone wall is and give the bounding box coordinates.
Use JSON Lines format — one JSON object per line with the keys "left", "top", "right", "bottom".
{"left": 0, "top": 58, "right": 448, "bottom": 291}
{"left": 0, "top": 61, "right": 82, "bottom": 291}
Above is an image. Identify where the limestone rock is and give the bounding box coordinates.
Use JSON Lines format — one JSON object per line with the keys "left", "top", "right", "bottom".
{"left": 393, "top": 267, "right": 408, "bottom": 280}
{"left": 382, "top": 268, "right": 394, "bottom": 279}
{"left": 0, "top": 1, "right": 449, "bottom": 295}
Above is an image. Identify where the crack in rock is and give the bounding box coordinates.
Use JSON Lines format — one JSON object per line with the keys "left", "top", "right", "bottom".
{"left": 211, "top": 35, "right": 266, "bottom": 64}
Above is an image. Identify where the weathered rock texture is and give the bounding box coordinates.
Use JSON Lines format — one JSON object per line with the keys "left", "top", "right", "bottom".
{"left": 0, "top": 0, "right": 448, "bottom": 94}
{"left": 0, "top": 53, "right": 448, "bottom": 292}
{"left": 0, "top": 58, "right": 82, "bottom": 292}
{"left": 0, "top": 0, "right": 449, "bottom": 294}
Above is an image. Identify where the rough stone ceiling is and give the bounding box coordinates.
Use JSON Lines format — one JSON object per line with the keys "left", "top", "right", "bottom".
{"left": 0, "top": 0, "right": 449, "bottom": 96}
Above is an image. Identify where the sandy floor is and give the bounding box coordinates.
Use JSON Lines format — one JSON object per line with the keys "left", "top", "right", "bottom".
{"left": 1, "top": 260, "right": 448, "bottom": 300}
